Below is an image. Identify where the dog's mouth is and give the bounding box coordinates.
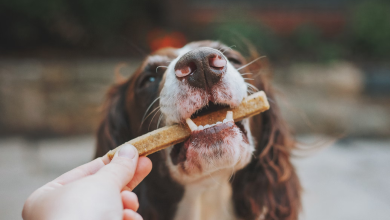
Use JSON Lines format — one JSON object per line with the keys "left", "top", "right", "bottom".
{"left": 186, "top": 101, "right": 248, "bottom": 139}
{"left": 170, "top": 102, "right": 249, "bottom": 166}
{"left": 190, "top": 102, "right": 230, "bottom": 119}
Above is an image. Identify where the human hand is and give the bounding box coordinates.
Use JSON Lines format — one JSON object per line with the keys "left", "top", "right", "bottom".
{"left": 22, "top": 144, "right": 152, "bottom": 220}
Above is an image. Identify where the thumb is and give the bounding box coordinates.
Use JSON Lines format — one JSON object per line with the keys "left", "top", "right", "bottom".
{"left": 94, "top": 144, "right": 139, "bottom": 190}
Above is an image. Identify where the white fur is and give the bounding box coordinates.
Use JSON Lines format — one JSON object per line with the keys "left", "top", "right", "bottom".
{"left": 158, "top": 44, "right": 256, "bottom": 219}
{"left": 174, "top": 171, "right": 236, "bottom": 220}
{"left": 159, "top": 45, "right": 254, "bottom": 180}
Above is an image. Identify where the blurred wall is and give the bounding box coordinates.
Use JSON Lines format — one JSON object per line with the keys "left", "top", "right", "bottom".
{"left": 0, "top": 0, "right": 389, "bottom": 138}
{"left": 0, "top": 59, "right": 139, "bottom": 136}
{"left": 1, "top": 59, "right": 389, "bottom": 138}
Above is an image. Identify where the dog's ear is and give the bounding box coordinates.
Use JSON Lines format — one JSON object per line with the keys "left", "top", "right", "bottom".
{"left": 94, "top": 80, "right": 134, "bottom": 158}
{"left": 231, "top": 56, "right": 301, "bottom": 220}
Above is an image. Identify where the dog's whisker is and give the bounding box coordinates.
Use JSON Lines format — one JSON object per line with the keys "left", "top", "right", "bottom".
{"left": 157, "top": 114, "right": 163, "bottom": 129}
{"left": 141, "top": 97, "right": 160, "bottom": 126}
{"left": 267, "top": 97, "right": 276, "bottom": 104}
{"left": 220, "top": 45, "right": 236, "bottom": 54}
{"left": 228, "top": 164, "right": 235, "bottom": 181}
{"left": 229, "top": 147, "right": 243, "bottom": 182}
{"left": 156, "top": 66, "right": 168, "bottom": 73}
{"left": 247, "top": 89, "right": 256, "bottom": 94}
{"left": 245, "top": 82, "right": 259, "bottom": 91}
{"left": 243, "top": 78, "right": 254, "bottom": 81}
{"left": 240, "top": 73, "right": 253, "bottom": 76}
{"left": 142, "top": 105, "right": 160, "bottom": 122}
{"left": 246, "top": 84, "right": 259, "bottom": 95}
{"left": 249, "top": 70, "right": 267, "bottom": 80}
{"left": 148, "top": 110, "right": 161, "bottom": 131}
{"left": 246, "top": 83, "right": 259, "bottom": 92}
{"left": 246, "top": 84, "right": 255, "bottom": 88}
{"left": 237, "top": 56, "right": 266, "bottom": 71}
{"left": 206, "top": 172, "right": 221, "bottom": 186}
{"left": 205, "top": 158, "right": 222, "bottom": 186}
{"left": 140, "top": 106, "right": 160, "bottom": 129}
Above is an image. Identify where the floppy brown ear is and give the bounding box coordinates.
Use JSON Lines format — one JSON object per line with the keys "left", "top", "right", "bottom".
{"left": 231, "top": 58, "right": 301, "bottom": 219}
{"left": 94, "top": 79, "right": 135, "bottom": 158}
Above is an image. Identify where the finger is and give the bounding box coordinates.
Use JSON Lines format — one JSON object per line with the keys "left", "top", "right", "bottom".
{"left": 53, "top": 157, "right": 106, "bottom": 185}
{"left": 121, "top": 191, "right": 139, "bottom": 211}
{"left": 126, "top": 157, "right": 152, "bottom": 191}
{"left": 94, "top": 144, "right": 139, "bottom": 189}
{"left": 123, "top": 209, "right": 143, "bottom": 220}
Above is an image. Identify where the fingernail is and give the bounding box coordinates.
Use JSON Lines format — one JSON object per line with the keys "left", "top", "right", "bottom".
{"left": 118, "top": 144, "right": 137, "bottom": 159}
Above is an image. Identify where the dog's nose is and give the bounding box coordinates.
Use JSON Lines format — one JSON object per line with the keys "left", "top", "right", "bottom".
{"left": 174, "top": 48, "right": 227, "bottom": 88}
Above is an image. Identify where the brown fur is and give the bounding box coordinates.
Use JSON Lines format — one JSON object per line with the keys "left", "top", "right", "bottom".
{"left": 230, "top": 50, "right": 301, "bottom": 220}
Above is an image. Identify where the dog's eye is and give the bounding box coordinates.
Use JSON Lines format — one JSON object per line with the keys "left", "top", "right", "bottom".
{"left": 139, "top": 75, "right": 157, "bottom": 88}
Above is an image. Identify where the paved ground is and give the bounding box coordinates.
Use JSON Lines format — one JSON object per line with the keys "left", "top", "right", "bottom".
{"left": 293, "top": 136, "right": 390, "bottom": 220}
{"left": 0, "top": 136, "right": 389, "bottom": 220}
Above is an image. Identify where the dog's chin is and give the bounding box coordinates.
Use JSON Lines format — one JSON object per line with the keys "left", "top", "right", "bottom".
{"left": 167, "top": 121, "right": 254, "bottom": 184}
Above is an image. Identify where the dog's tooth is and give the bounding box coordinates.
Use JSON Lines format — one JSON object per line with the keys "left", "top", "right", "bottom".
{"left": 216, "top": 121, "right": 222, "bottom": 124}
{"left": 204, "top": 124, "right": 211, "bottom": 129}
{"left": 198, "top": 125, "right": 204, "bottom": 130}
{"left": 186, "top": 118, "right": 198, "bottom": 131}
{"left": 223, "top": 119, "right": 228, "bottom": 123}
{"left": 226, "top": 111, "right": 233, "bottom": 121}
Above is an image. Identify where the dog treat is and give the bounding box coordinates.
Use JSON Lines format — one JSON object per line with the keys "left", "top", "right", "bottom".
{"left": 106, "top": 91, "right": 270, "bottom": 159}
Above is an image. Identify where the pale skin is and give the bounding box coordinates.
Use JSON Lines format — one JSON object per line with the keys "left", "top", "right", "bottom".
{"left": 22, "top": 144, "right": 152, "bottom": 220}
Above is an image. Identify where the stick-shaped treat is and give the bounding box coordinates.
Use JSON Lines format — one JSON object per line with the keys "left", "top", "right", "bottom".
{"left": 106, "top": 91, "right": 270, "bottom": 159}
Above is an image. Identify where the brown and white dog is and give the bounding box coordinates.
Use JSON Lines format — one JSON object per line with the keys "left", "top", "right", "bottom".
{"left": 95, "top": 41, "right": 301, "bottom": 220}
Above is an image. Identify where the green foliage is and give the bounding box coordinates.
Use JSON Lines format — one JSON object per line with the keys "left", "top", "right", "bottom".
{"left": 0, "top": 0, "right": 67, "bottom": 20}
{"left": 350, "top": 0, "right": 390, "bottom": 58}
{"left": 2, "top": 0, "right": 390, "bottom": 61}
{"left": 213, "top": 21, "right": 281, "bottom": 58}
{"left": 292, "top": 24, "right": 345, "bottom": 63}
{"left": 0, "top": 0, "right": 146, "bottom": 47}
{"left": 77, "top": 0, "right": 143, "bottom": 34}
{"left": 293, "top": 25, "right": 322, "bottom": 52}
{"left": 317, "top": 43, "right": 345, "bottom": 63}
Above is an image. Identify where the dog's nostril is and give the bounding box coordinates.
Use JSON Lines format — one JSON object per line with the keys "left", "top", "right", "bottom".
{"left": 175, "top": 62, "right": 197, "bottom": 78}
{"left": 175, "top": 67, "right": 190, "bottom": 77}
{"left": 209, "top": 55, "right": 226, "bottom": 69}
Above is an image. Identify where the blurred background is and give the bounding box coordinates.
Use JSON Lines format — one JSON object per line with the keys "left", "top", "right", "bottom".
{"left": 0, "top": 0, "right": 389, "bottom": 219}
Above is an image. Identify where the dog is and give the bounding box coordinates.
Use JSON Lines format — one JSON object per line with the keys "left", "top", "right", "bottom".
{"left": 95, "top": 40, "right": 301, "bottom": 220}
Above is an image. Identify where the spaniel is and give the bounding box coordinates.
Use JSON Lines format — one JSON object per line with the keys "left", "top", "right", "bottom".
{"left": 95, "top": 40, "right": 301, "bottom": 220}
